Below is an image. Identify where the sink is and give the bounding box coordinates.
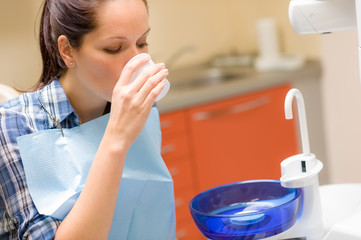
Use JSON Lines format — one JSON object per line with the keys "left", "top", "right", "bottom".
{"left": 168, "top": 66, "right": 252, "bottom": 90}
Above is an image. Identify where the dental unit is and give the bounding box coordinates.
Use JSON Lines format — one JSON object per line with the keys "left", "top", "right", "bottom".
{"left": 189, "top": 0, "right": 361, "bottom": 239}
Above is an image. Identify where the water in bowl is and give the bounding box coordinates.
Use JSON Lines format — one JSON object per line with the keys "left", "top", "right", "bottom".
{"left": 203, "top": 198, "right": 299, "bottom": 239}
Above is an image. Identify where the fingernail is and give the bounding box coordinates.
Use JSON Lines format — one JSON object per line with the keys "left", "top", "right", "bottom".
{"left": 140, "top": 54, "right": 150, "bottom": 62}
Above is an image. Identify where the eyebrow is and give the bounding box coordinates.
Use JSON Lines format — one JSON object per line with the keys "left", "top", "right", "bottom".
{"left": 107, "top": 28, "right": 151, "bottom": 40}
{"left": 142, "top": 28, "right": 151, "bottom": 37}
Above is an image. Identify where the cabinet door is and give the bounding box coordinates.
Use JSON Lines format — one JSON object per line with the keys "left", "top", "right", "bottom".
{"left": 160, "top": 111, "right": 203, "bottom": 239}
{"left": 187, "top": 84, "right": 298, "bottom": 192}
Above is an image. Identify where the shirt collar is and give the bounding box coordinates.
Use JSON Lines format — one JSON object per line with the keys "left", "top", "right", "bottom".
{"left": 36, "top": 78, "right": 80, "bottom": 128}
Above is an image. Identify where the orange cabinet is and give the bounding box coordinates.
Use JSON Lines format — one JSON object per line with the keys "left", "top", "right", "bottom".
{"left": 160, "top": 111, "right": 202, "bottom": 240}
{"left": 186, "top": 84, "right": 298, "bottom": 192}
{"left": 160, "top": 84, "right": 299, "bottom": 239}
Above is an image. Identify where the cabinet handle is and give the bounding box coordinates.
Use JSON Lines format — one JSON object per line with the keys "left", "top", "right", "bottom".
{"left": 161, "top": 144, "right": 176, "bottom": 155}
{"left": 175, "top": 197, "right": 184, "bottom": 208}
{"left": 193, "top": 96, "right": 270, "bottom": 121}
{"left": 160, "top": 119, "right": 172, "bottom": 130}
{"left": 176, "top": 228, "right": 188, "bottom": 239}
{"left": 169, "top": 167, "right": 179, "bottom": 176}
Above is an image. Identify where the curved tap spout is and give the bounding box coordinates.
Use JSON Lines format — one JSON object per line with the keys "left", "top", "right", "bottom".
{"left": 166, "top": 45, "right": 196, "bottom": 70}
{"left": 281, "top": 88, "right": 324, "bottom": 240}
{"left": 284, "top": 88, "right": 311, "bottom": 156}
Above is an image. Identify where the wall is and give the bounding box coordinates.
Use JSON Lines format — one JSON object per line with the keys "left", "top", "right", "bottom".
{"left": 148, "top": 0, "right": 321, "bottom": 68}
{"left": 0, "top": 0, "right": 321, "bottom": 89}
{"left": 321, "top": 30, "right": 361, "bottom": 183}
{"left": 0, "top": 0, "right": 43, "bottom": 89}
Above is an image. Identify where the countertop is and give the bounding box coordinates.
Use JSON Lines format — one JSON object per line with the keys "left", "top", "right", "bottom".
{"left": 157, "top": 61, "right": 322, "bottom": 114}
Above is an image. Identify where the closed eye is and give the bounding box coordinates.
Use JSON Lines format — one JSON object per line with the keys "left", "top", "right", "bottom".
{"left": 137, "top": 42, "right": 149, "bottom": 49}
{"left": 104, "top": 46, "right": 121, "bottom": 54}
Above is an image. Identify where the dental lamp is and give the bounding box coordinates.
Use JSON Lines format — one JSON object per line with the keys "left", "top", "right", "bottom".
{"left": 289, "top": 0, "right": 357, "bottom": 34}
{"left": 289, "top": 0, "right": 361, "bottom": 76}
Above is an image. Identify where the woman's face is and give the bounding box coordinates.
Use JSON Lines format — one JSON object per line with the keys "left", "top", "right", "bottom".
{"left": 71, "top": 0, "right": 149, "bottom": 102}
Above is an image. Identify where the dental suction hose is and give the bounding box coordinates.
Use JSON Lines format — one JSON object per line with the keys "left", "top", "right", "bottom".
{"left": 280, "top": 88, "right": 324, "bottom": 240}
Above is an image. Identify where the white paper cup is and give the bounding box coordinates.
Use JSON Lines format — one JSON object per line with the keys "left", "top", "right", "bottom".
{"left": 128, "top": 53, "right": 170, "bottom": 102}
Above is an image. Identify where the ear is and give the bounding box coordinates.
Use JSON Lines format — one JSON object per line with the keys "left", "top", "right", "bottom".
{"left": 58, "top": 35, "right": 75, "bottom": 68}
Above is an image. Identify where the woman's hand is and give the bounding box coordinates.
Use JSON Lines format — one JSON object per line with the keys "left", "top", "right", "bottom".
{"left": 107, "top": 54, "right": 168, "bottom": 150}
{"left": 55, "top": 55, "right": 167, "bottom": 239}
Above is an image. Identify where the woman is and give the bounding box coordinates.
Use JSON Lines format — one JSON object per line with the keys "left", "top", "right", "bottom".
{"left": 0, "top": 0, "right": 171, "bottom": 239}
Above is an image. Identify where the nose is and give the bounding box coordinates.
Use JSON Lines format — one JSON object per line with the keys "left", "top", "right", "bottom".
{"left": 125, "top": 47, "right": 147, "bottom": 64}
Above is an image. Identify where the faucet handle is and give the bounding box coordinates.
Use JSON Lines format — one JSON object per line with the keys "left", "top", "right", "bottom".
{"left": 281, "top": 88, "right": 323, "bottom": 188}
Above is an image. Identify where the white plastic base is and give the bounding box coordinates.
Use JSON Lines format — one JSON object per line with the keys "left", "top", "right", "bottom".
{"left": 321, "top": 184, "right": 361, "bottom": 240}
{"left": 262, "top": 184, "right": 361, "bottom": 240}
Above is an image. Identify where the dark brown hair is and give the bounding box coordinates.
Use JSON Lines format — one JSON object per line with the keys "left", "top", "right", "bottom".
{"left": 36, "top": 0, "right": 148, "bottom": 90}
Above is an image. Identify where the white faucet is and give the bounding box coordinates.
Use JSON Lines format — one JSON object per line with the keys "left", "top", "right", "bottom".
{"left": 280, "top": 88, "right": 324, "bottom": 240}
{"left": 166, "top": 44, "right": 196, "bottom": 70}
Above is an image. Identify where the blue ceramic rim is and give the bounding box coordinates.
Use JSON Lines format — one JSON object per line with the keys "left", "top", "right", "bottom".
{"left": 189, "top": 179, "right": 302, "bottom": 218}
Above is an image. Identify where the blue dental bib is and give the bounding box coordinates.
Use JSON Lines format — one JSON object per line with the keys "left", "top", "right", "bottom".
{"left": 17, "top": 107, "right": 176, "bottom": 240}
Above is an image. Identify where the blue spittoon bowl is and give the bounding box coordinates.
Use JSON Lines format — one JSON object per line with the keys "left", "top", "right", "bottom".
{"left": 189, "top": 180, "right": 303, "bottom": 240}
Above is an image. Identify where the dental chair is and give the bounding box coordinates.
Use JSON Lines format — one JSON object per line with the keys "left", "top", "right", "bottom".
{"left": 0, "top": 83, "right": 20, "bottom": 103}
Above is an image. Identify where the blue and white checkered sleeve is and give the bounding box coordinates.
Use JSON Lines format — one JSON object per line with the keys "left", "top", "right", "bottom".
{"left": 20, "top": 216, "right": 60, "bottom": 240}
{"left": 0, "top": 107, "right": 61, "bottom": 240}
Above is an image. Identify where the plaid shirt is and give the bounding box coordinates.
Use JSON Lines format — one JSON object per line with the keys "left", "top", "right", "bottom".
{"left": 0, "top": 79, "right": 80, "bottom": 239}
